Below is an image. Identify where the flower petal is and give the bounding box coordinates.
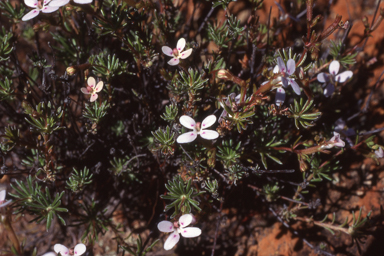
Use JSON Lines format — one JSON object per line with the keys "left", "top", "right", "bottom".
{"left": 273, "top": 65, "right": 280, "bottom": 74}
{"left": 41, "top": 252, "right": 57, "bottom": 256}
{"left": 24, "top": 0, "right": 38, "bottom": 8}
{"left": 22, "top": 9, "right": 40, "bottom": 21}
{"left": 334, "top": 118, "right": 345, "bottom": 131}
{"left": 164, "top": 232, "right": 180, "bottom": 250}
{"left": 179, "top": 115, "right": 196, "bottom": 129}
{"left": 323, "top": 83, "right": 335, "bottom": 97}
{"left": 167, "top": 58, "right": 180, "bottom": 66}
{"left": 317, "top": 72, "right": 329, "bottom": 83}
{"left": 199, "top": 130, "right": 219, "bottom": 140}
{"left": 201, "top": 115, "right": 216, "bottom": 129}
{"left": 80, "top": 88, "right": 91, "bottom": 94}
{"left": 178, "top": 214, "right": 193, "bottom": 228}
{"left": 87, "top": 77, "right": 96, "bottom": 87}
{"left": 73, "top": 0, "right": 93, "bottom": 3}
{"left": 275, "top": 87, "right": 285, "bottom": 106}
{"left": 161, "top": 46, "right": 173, "bottom": 57}
{"left": 90, "top": 93, "right": 98, "bottom": 102}
{"left": 48, "top": 0, "right": 70, "bottom": 7}
{"left": 277, "top": 57, "right": 286, "bottom": 73}
{"left": 0, "top": 199, "right": 12, "bottom": 208}
{"left": 330, "top": 132, "right": 345, "bottom": 147}
{"left": 41, "top": 6, "right": 60, "bottom": 13}
{"left": 158, "top": 221, "right": 174, "bottom": 233}
{"left": 375, "top": 147, "right": 383, "bottom": 158}
{"left": 95, "top": 81, "right": 104, "bottom": 92}
{"left": 334, "top": 140, "right": 345, "bottom": 147}
{"left": 286, "top": 59, "right": 295, "bottom": 75}
{"left": 0, "top": 190, "right": 5, "bottom": 201}
{"left": 180, "top": 48, "right": 192, "bottom": 59}
{"left": 335, "top": 71, "right": 353, "bottom": 83}
{"left": 73, "top": 243, "right": 86, "bottom": 256}
{"left": 329, "top": 60, "right": 340, "bottom": 75}
{"left": 180, "top": 227, "right": 202, "bottom": 238}
{"left": 54, "top": 244, "right": 69, "bottom": 255}
{"left": 281, "top": 77, "right": 288, "bottom": 87}
{"left": 176, "top": 38, "right": 186, "bottom": 52}
{"left": 177, "top": 132, "right": 198, "bottom": 143}
{"left": 234, "top": 94, "right": 241, "bottom": 103}
{"left": 218, "top": 109, "right": 228, "bottom": 123}
{"left": 289, "top": 79, "right": 301, "bottom": 95}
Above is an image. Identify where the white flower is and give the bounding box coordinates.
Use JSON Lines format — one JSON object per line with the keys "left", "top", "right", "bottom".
{"left": 80, "top": 77, "right": 104, "bottom": 102}
{"left": 161, "top": 38, "right": 193, "bottom": 66}
{"left": 177, "top": 115, "right": 219, "bottom": 143}
{"left": 0, "top": 190, "right": 12, "bottom": 208}
{"left": 273, "top": 57, "right": 301, "bottom": 96}
{"left": 375, "top": 147, "right": 383, "bottom": 158}
{"left": 157, "top": 214, "right": 202, "bottom": 250}
{"left": 22, "top": 0, "right": 69, "bottom": 21}
{"left": 317, "top": 60, "right": 353, "bottom": 97}
{"left": 54, "top": 243, "right": 86, "bottom": 256}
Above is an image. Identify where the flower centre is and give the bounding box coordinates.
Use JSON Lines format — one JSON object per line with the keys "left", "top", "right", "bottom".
{"left": 37, "top": 0, "right": 45, "bottom": 9}
{"left": 172, "top": 48, "right": 180, "bottom": 58}
{"left": 86, "top": 86, "right": 94, "bottom": 93}
{"left": 195, "top": 122, "right": 201, "bottom": 132}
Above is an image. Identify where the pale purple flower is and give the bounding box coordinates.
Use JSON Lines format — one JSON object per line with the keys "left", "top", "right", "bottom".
{"left": 317, "top": 60, "right": 353, "bottom": 97}
{"left": 54, "top": 243, "right": 86, "bottom": 256}
{"left": 334, "top": 118, "right": 355, "bottom": 137}
{"left": 219, "top": 93, "right": 241, "bottom": 123}
{"left": 22, "top": 0, "right": 69, "bottom": 21}
{"left": 323, "top": 132, "right": 345, "bottom": 149}
{"left": 80, "top": 77, "right": 104, "bottom": 102}
{"left": 273, "top": 57, "right": 301, "bottom": 96}
{"left": 177, "top": 115, "right": 219, "bottom": 143}
{"left": 161, "top": 38, "right": 193, "bottom": 66}
{"left": 0, "top": 190, "right": 12, "bottom": 208}
{"left": 375, "top": 147, "right": 383, "bottom": 158}
{"left": 157, "top": 214, "right": 202, "bottom": 250}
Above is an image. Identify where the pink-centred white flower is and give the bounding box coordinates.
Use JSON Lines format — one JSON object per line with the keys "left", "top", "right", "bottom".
{"left": 157, "top": 213, "right": 202, "bottom": 250}
{"left": 161, "top": 38, "right": 193, "bottom": 66}
{"left": 54, "top": 243, "right": 86, "bottom": 256}
{"left": 317, "top": 60, "right": 353, "bottom": 97}
{"left": 177, "top": 115, "right": 219, "bottom": 143}
{"left": 81, "top": 77, "right": 104, "bottom": 102}
{"left": 0, "top": 190, "right": 12, "bottom": 208}
{"left": 273, "top": 57, "right": 301, "bottom": 96}
{"left": 22, "top": 0, "right": 69, "bottom": 21}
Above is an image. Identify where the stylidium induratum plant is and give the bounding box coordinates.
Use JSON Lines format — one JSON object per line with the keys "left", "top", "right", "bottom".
{"left": 1, "top": 0, "right": 384, "bottom": 255}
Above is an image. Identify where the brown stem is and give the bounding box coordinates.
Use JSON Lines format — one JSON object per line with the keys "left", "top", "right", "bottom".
{"left": 294, "top": 216, "right": 350, "bottom": 235}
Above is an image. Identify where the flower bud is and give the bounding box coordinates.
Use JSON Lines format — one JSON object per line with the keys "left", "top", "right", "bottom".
{"left": 217, "top": 69, "right": 233, "bottom": 80}
{"left": 66, "top": 66, "right": 78, "bottom": 76}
